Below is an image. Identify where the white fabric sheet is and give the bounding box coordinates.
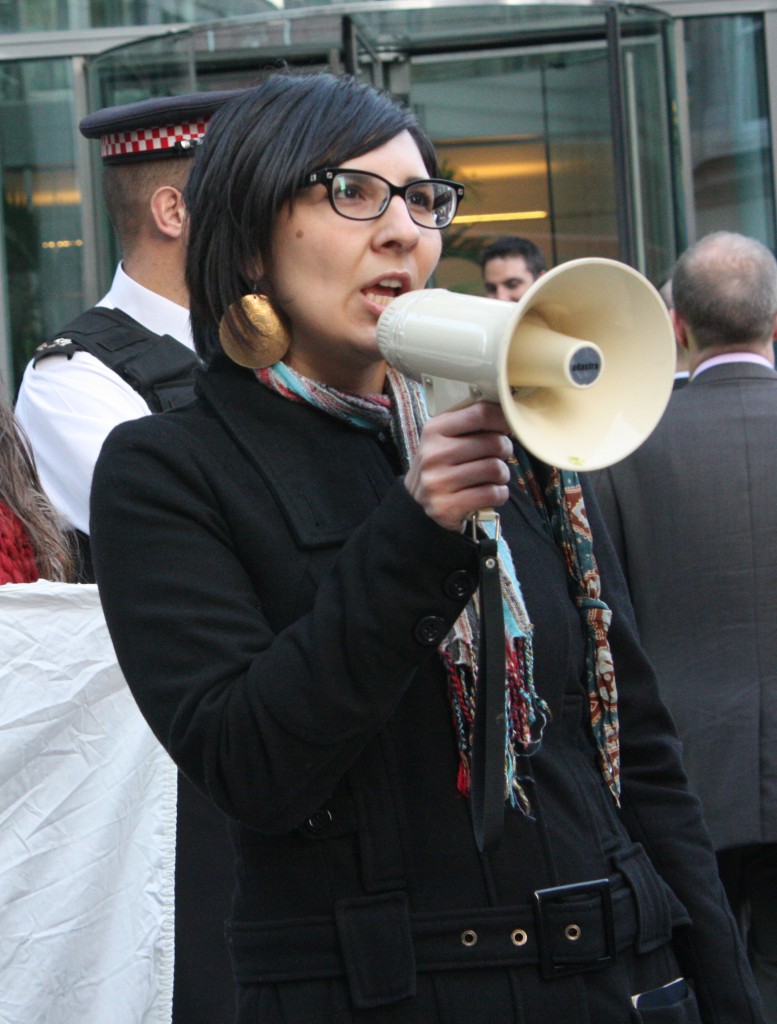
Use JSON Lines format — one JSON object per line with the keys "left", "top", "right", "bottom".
{"left": 0, "top": 581, "right": 176, "bottom": 1024}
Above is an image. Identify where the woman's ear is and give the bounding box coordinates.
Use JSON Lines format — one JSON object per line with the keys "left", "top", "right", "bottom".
{"left": 150, "top": 185, "right": 187, "bottom": 240}
{"left": 242, "top": 258, "right": 264, "bottom": 287}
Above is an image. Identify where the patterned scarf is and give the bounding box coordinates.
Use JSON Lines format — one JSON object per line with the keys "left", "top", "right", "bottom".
{"left": 256, "top": 362, "right": 620, "bottom": 809}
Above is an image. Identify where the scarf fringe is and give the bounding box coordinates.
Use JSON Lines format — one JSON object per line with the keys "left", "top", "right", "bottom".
{"left": 445, "top": 636, "right": 549, "bottom": 817}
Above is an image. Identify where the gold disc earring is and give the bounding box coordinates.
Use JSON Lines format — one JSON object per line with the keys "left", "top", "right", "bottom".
{"left": 218, "top": 293, "right": 291, "bottom": 369}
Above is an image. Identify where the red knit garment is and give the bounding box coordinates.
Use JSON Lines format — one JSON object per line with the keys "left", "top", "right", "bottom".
{"left": 0, "top": 500, "right": 39, "bottom": 584}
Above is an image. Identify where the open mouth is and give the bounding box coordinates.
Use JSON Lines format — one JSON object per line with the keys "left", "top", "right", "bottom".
{"left": 363, "top": 278, "right": 405, "bottom": 308}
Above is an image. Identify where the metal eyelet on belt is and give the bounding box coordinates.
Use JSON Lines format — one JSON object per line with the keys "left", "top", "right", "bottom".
{"left": 565, "top": 923, "right": 582, "bottom": 941}
{"left": 511, "top": 928, "right": 528, "bottom": 946}
{"left": 461, "top": 929, "right": 478, "bottom": 946}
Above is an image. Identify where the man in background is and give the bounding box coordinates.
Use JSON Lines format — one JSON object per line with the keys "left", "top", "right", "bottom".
{"left": 16, "top": 90, "right": 242, "bottom": 1024}
{"left": 590, "top": 231, "right": 777, "bottom": 1020}
{"left": 479, "top": 235, "right": 547, "bottom": 302}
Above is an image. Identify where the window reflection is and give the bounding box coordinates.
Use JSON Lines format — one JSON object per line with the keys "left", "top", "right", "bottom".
{"left": 413, "top": 47, "right": 621, "bottom": 295}
{"left": 685, "top": 14, "right": 775, "bottom": 247}
{"left": 0, "top": 60, "right": 82, "bottom": 388}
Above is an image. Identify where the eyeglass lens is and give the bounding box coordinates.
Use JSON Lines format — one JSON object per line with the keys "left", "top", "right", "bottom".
{"left": 329, "top": 171, "right": 457, "bottom": 228}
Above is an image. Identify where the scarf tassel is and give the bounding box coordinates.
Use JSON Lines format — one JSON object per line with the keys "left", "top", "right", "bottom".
{"left": 446, "top": 636, "right": 548, "bottom": 818}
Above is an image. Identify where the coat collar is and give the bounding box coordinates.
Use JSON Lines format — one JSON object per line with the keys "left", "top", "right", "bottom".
{"left": 195, "top": 356, "right": 397, "bottom": 548}
{"left": 690, "top": 360, "right": 777, "bottom": 386}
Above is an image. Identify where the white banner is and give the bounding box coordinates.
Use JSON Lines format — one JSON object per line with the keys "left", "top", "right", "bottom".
{"left": 0, "top": 581, "right": 176, "bottom": 1024}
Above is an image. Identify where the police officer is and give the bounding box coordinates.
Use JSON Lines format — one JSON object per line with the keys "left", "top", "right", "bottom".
{"left": 16, "top": 91, "right": 243, "bottom": 1024}
{"left": 16, "top": 90, "right": 240, "bottom": 575}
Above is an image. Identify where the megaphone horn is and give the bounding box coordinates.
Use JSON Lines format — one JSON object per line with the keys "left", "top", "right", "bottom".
{"left": 376, "top": 257, "right": 675, "bottom": 471}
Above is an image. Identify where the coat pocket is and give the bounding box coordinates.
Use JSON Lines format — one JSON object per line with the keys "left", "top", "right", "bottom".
{"left": 634, "top": 981, "right": 703, "bottom": 1024}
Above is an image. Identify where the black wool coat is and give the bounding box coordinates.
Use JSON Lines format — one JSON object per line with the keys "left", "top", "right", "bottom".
{"left": 91, "top": 355, "right": 763, "bottom": 1024}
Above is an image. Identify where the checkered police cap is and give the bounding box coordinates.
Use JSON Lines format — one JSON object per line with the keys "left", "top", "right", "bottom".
{"left": 79, "top": 90, "right": 247, "bottom": 164}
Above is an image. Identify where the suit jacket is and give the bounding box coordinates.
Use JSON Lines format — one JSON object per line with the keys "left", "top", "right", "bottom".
{"left": 590, "top": 361, "right": 777, "bottom": 852}
{"left": 90, "top": 355, "right": 763, "bottom": 1023}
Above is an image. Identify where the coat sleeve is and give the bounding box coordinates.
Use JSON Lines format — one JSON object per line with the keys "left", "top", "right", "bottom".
{"left": 90, "top": 415, "right": 479, "bottom": 835}
{"left": 583, "top": 480, "right": 764, "bottom": 1024}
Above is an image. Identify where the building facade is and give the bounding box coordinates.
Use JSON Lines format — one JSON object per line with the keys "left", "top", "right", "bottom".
{"left": 1, "top": 0, "right": 774, "bottom": 388}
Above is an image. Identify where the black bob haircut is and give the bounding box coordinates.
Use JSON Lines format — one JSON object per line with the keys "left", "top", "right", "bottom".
{"left": 184, "top": 71, "right": 440, "bottom": 363}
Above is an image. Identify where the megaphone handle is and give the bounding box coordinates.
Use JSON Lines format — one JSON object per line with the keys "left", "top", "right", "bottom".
{"left": 470, "top": 518, "right": 506, "bottom": 853}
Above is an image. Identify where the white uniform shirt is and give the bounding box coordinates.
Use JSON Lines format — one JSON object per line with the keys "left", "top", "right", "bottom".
{"left": 15, "top": 265, "right": 194, "bottom": 535}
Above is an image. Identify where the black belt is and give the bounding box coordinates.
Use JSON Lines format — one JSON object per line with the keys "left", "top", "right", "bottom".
{"left": 228, "top": 874, "right": 643, "bottom": 986}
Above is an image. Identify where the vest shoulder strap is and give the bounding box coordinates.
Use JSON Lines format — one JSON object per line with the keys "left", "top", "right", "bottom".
{"left": 33, "top": 306, "right": 199, "bottom": 413}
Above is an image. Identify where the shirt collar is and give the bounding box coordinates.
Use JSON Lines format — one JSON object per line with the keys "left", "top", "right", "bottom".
{"left": 99, "top": 263, "right": 194, "bottom": 351}
{"left": 691, "top": 351, "right": 774, "bottom": 380}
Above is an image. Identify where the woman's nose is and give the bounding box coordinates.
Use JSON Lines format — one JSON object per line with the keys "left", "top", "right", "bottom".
{"left": 374, "top": 194, "right": 421, "bottom": 247}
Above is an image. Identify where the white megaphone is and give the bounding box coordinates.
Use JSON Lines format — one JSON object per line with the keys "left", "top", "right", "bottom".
{"left": 376, "top": 257, "right": 675, "bottom": 471}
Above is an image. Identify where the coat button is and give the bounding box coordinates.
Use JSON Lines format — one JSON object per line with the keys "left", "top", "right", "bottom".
{"left": 443, "top": 570, "right": 476, "bottom": 601}
{"left": 304, "top": 809, "right": 333, "bottom": 835}
{"left": 414, "top": 615, "right": 447, "bottom": 646}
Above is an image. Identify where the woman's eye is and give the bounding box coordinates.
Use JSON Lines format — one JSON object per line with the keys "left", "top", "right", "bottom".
{"left": 407, "top": 187, "right": 434, "bottom": 211}
{"left": 334, "top": 180, "right": 367, "bottom": 203}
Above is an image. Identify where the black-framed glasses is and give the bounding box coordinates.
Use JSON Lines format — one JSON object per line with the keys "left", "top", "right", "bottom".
{"left": 303, "top": 168, "right": 465, "bottom": 229}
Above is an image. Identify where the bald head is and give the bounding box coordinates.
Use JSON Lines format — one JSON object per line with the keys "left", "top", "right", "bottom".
{"left": 672, "top": 232, "right": 777, "bottom": 351}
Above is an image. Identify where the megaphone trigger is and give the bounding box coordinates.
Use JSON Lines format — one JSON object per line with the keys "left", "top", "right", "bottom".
{"left": 376, "top": 258, "right": 675, "bottom": 472}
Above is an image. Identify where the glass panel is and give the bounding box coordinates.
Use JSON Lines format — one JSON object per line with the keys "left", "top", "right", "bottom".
{"left": 352, "top": 2, "right": 609, "bottom": 52}
{"left": 684, "top": 13, "right": 775, "bottom": 247}
{"left": 88, "top": 11, "right": 342, "bottom": 105}
{"left": 89, "top": 32, "right": 196, "bottom": 109}
{"left": 0, "top": 59, "right": 83, "bottom": 391}
{"left": 0, "top": 0, "right": 279, "bottom": 32}
{"left": 622, "top": 27, "right": 678, "bottom": 283}
{"left": 411, "top": 41, "right": 617, "bottom": 295}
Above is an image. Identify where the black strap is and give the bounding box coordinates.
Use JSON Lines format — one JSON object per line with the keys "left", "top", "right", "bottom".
{"left": 34, "top": 306, "right": 198, "bottom": 413}
{"left": 470, "top": 532, "right": 506, "bottom": 853}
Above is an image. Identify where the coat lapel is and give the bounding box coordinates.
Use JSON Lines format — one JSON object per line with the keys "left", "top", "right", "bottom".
{"left": 195, "top": 357, "right": 397, "bottom": 548}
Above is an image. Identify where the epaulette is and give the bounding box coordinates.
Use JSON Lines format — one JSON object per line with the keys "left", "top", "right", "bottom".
{"left": 33, "top": 306, "right": 199, "bottom": 413}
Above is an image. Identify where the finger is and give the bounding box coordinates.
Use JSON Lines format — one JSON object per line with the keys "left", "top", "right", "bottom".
{"left": 428, "top": 400, "right": 512, "bottom": 440}
{"left": 423, "top": 482, "right": 511, "bottom": 531}
{"left": 429, "top": 431, "right": 514, "bottom": 467}
{"left": 423, "top": 454, "right": 512, "bottom": 494}
{"left": 410, "top": 457, "right": 512, "bottom": 530}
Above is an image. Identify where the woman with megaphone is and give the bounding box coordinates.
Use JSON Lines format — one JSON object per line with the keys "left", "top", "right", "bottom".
{"left": 90, "top": 73, "right": 762, "bottom": 1024}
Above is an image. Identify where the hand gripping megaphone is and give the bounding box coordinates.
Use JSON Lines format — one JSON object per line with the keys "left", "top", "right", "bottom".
{"left": 376, "top": 257, "right": 675, "bottom": 470}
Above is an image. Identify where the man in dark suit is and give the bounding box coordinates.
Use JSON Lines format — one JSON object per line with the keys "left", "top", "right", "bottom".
{"left": 590, "top": 230, "right": 777, "bottom": 1020}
